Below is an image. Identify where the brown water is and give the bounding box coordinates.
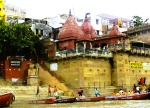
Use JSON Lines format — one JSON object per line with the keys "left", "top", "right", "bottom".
{"left": 9, "top": 100, "right": 150, "bottom": 108}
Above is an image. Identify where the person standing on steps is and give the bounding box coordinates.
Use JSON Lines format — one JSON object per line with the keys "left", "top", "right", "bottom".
{"left": 78, "top": 87, "right": 83, "bottom": 97}
{"left": 36, "top": 85, "right": 40, "bottom": 97}
{"left": 54, "top": 85, "right": 58, "bottom": 96}
{"left": 94, "top": 88, "right": 100, "bottom": 97}
{"left": 48, "top": 85, "right": 51, "bottom": 96}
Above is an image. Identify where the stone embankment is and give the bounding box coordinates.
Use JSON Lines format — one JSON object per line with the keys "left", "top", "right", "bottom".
{"left": 0, "top": 85, "right": 64, "bottom": 100}
{"left": 0, "top": 78, "right": 64, "bottom": 100}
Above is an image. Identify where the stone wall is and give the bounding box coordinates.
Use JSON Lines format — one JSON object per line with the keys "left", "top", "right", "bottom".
{"left": 112, "top": 52, "right": 150, "bottom": 88}
{"left": 54, "top": 57, "right": 112, "bottom": 89}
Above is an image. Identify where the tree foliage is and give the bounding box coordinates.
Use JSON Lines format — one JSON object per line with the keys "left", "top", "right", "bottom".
{"left": 132, "top": 16, "right": 149, "bottom": 27}
{"left": 0, "top": 20, "right": 45, "bottom": 61}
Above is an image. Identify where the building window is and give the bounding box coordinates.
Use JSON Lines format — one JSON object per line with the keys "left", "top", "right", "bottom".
{"left": 96, "top": 19, "right": 99, "bottom": 25}
{"left": 41, "top": 30, "right": 43, "bottom": 36}
{"left": 36, "top": 29, "right": 38, "bottom": 35}
{"left": 97, "top": 30, "right": 99, "bottom": 35}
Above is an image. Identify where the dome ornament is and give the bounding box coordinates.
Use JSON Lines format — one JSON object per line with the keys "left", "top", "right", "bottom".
{"left": 69, "top": 9, "right": 72, "bottom": 16}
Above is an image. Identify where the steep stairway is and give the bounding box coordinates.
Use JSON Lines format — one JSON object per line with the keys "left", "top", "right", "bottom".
{"left": 38, "top": 64, "right": 75, "bottom": 96}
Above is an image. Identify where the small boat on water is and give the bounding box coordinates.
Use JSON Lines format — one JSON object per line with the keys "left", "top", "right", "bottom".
{"left": 105, "top": 93, "right": 149, "bottom": 100}
{"left": 29, "top": 98, "right": 55, "bottom": 104}
{"left": 0, "top": 92, "right": 15, "bottom": 107}
{"left": 54, "top": 97, "right": 76, "bottom": 103}
{"left": 75, "top": 96, "right": 106, "bottom": 102}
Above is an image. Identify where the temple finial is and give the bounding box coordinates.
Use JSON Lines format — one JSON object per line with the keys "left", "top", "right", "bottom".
{"left": 69, "top": 9, "right": 71, "bottom": 16}
{"left": 113, "top": 21, "right": 116, "bottom": 26}
{"left": 85, "top": 13, "right": 87, "bottom": 18}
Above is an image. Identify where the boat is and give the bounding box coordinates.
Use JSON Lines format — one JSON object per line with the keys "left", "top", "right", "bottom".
{"left": 105, "top": 93, "right": 149, "bottom": 100}
{"left": 29, "top": 98, "right": 55, "bottom": 104}
{"left": 54, "top": 97, "right": 76, "bottom": 103}
{"left": 0, "top": 92, "right": 15, "bottom": 107}
{"left": 75, "top": 96, "right": 106, "bottom": 102}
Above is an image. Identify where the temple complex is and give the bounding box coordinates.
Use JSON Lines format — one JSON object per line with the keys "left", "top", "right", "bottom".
{"left": 45, "top": 11, "right": 150, "bottom": 95}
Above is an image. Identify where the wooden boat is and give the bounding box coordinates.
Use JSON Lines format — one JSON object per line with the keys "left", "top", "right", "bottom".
{"left": 29, "top": 98, "right": 55, "bottom": 104}
{"left": 54, "top": 97, "right": 76, "bottom": 103}
{"left": 105, "top": 93, "right": 149, "bottom": 100}
{"left": 75, "top": 96, "right": 106, "bottom": 102}
{"left": 0, "top": 92, "right": 14, "bottom": 107}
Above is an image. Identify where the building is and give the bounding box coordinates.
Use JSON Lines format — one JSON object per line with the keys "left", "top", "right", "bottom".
{"left": 0, "top": 0, "right": 26, "bottom": 23}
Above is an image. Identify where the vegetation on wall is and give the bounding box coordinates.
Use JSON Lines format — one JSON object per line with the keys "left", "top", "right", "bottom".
{"left": 132, "top": 16, "right": 149, "bottom": 27}
{"left": 0, "top": 20, "right": 46, "bottom": 62}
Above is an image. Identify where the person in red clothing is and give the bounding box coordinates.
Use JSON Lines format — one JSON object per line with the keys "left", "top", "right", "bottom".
{"left": 48, "top": 85, "right": 51, "bottom": 96}
{"left": 140, "top": 77, "right": 144, "bottom": 85}
{"left": 54, "top": 85, "right": 58, "bottom": 96}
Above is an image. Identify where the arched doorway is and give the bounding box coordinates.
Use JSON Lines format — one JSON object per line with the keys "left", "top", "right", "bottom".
{"left": 101, "top": 43, "right": 107, "bottom": 49}
{"left": 93, "top": 44, "right": 99, "bottom": 48}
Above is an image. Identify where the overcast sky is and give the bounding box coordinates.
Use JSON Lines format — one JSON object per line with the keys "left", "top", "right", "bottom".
{"left": 5, "top": 0, "right": 150, "bottom": 20}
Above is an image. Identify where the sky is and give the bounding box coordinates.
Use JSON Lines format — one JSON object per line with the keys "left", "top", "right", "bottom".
{"left": 5, "top": 0, "right": 150, "bottom": 20}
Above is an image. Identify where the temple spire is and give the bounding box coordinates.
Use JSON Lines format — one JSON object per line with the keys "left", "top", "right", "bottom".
{"left": 69, "top": 9, "right": 72, "bottom": 16}
{"left": 85, "top": 13, "right": 87, "bottom": 18}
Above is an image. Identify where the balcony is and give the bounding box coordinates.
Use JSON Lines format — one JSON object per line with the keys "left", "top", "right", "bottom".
{"left": 131, "top": 46, "right": 150, "bottom": 55}
{"left": 55, "top": 48, "right": 113, "bottom": 59}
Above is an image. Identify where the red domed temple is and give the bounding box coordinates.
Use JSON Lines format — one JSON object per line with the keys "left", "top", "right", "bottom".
{"left": 58, "top": 11, "right": 126, "bottom": 52}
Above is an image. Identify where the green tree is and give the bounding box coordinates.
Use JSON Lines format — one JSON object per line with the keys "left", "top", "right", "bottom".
{"left": 0, "top": 20, "right": 45, "bottom": 62}
{"left": 132, "top": 16, "right": 149, "bottom": 27}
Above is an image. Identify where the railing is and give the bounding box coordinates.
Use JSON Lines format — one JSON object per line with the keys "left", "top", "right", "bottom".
{"left": 128, "top": 24, "right": 150, "bottom": 34}
{"left": 131, "top": 46, "right": 150, "bottom": 55}
{"left": 107, "top": 43, "right": 126, "bottom": 51}
{"left": 56, "top": 48, "right": 113, "bottom": 58}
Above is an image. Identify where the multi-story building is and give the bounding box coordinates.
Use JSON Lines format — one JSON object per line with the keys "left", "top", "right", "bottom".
{"left": 98, "top": 13, "right": 131, "bottom": 34}
{"left": 0, "top": 0, "right": 26, "bottom": 23}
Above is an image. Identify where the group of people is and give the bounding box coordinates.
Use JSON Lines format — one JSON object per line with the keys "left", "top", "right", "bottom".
{"left": 36, "top": 85, "right": 58, "bottom": 97}
{"left": 113, "top": 82, "right": 149, "bottom": 96}
{"left": 113, "top": 89, "right": 136, "bottom": 96}
{"left": 77, "top": 87, "right": 100, "bottom": 97}
{"left": 37, "top": 85, "right": 101, "bottom": 97}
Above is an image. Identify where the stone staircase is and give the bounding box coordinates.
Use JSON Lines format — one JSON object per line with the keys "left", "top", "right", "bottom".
{"left": 38, "top": 64, "right": 75, "bottom": 96}
{"left": 0, "top": 78, "right": 64, "bottom": 100}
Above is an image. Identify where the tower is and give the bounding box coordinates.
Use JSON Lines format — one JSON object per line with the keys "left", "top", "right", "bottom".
{"left": 0, "top": 0, "right": 6, "bottom": 22}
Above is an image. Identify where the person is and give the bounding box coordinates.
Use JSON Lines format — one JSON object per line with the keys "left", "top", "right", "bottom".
{"left": 78, "top": 87, "right": 83, "bottom": 96}
{"left": 133, "top": 84, "right": 136, "bottom": 93}
{"left": 94, "top": 88, "right": 100, "bottom": 97}
{"left": 54, "top": 85, "right": 58, "bottom": 96}
{"left": 36, "top": 85, "right": 40, "bottom": 97}
{"left": 48, "top": 85, "right": 51, "bottom": 96}
{"left": 148, "top": 84, "right": 150, "bottom": 92}
{"left": 119, "top": 89, "right": 124, "bottom": 95}
{"left": 136, "top": 86, "right": 140, "bottom": 94}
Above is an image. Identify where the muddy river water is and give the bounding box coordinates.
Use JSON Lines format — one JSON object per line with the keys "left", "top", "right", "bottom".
{"left": 9, "top": 99, "right": 150, "bottom": 108}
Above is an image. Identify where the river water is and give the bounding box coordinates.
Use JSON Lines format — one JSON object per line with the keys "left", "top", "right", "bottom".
{"left": 9, "top": 100, "right": 150, "bottom": 108}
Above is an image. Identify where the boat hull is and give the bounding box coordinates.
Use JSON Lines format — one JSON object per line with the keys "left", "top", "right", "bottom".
{"left": 54, "top": 97, "right": 76, "bottom": 103}
{"left": 29, "top": 98, "right": 55, "bottom": 104}
{"left": 76, "top": 96, "right": 106, "bottom": 102}
{"left": 0, "top": 92, "right": 14, "bottom": 107}
{"left": 105, "top": 93, "right": 148, "bottom": 100}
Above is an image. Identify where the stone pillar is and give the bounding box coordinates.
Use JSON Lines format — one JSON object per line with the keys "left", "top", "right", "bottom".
{"left": 90, "top": 42, "right": 92, "bottom": 49}
{"left": 27, "top": 63, "right": 39, "bottom": 85}
{"left": 76, "top": 43, "right": 78, "bottom": 53}
{"left": 83, "top": 42, "right": 86, "bottom": 53}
